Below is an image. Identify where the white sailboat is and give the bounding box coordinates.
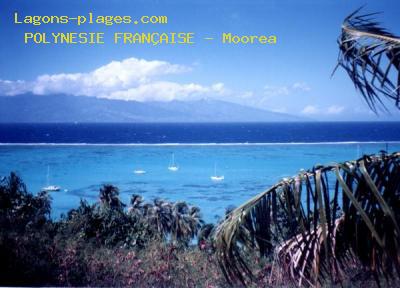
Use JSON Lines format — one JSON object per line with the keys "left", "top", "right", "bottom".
{"left": 210, "top": 163, "right": 224, "bottom": 182}
{"left": 168, "top": 153, "right": 179, "bottom": 171}
{"left": 42, "top": 166, "right": 61, "bottom": 192}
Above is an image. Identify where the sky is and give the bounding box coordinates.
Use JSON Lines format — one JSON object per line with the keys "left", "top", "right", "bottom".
{"left": 1, "top": 0, "right": 400, "bottom": 121}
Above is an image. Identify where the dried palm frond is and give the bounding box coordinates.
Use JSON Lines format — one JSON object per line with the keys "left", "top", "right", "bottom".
{"left": 334, "top": 8, "right": 400, "bottom": 112}
{"left": 214, "top": 152, "right": 400, "bottom": 286}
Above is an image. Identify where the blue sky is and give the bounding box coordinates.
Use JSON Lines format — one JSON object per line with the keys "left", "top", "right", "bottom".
{"left": 1, "top": 0, "right": 400, "bottom": 121}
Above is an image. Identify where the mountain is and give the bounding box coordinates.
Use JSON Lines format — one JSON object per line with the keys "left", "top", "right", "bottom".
{"left": 0, "top": 94, "right": 305, "bottom": 122}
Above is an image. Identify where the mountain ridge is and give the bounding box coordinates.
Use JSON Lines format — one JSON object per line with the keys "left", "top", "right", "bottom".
{"left": 0, "top": 94, "right": 306, "bottom": 122}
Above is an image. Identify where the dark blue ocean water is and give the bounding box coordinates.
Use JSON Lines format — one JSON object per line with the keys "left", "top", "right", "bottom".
{"left": 0, "top": 122, "right": 399, "bottom": 143}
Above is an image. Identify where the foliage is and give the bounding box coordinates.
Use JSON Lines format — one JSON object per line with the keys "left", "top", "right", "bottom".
{"left": 0, "top": 172, "right": 51, "bottom": 230}
{"left": 214, "top": 152, "right": 400, "bottom": 287}
{"left": 128, "top": 195, "right": 203, "bottom": 246}
{"left": 0, "top": 172, "right": 55, "bottom": 285}
{"left": 0, "top": 173, "right": 219, "bottom": 286}
{"left": 334, "top": 8, "right": 400, "bottom": 112}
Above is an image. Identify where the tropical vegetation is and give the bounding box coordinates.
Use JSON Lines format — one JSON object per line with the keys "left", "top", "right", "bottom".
{"left": 0, "top": 172, "right": 222, "bottom": 286}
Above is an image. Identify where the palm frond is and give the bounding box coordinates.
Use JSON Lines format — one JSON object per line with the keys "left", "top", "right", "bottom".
{"left": 334, "top": 8, "right": 400, "bottom": 112}
{"left": 214, "top": 152, "right": 400, "bottom": 286}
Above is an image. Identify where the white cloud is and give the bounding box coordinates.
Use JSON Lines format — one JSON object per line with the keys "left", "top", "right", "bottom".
{"left": 105, "top": 81, "right": 224, "bottom": 101}
{"left": 263, "top": 82, "right": 310, "bottom": 97}
{"left": 0, "top": 57, "right": 226, "bottom": 102}
{"left": 301, "top": 105, "right": 320, "bottom": 115}
{"left": 264, "top": 85, "right": 290, "bottom": 96}
{"left": 211, "top": 82, "right": 225, "bottom": 94}
{"left": 301, "top": 104, "right": 345, "bottom": 116}
{"left": 292, "top": 82, "right": 311, "bottom": 92}
{"left": 0, "top": 80, "right": 31, "bottom": 95}
{"left": 327, "top": 105, "right": 345, "bottom": 115}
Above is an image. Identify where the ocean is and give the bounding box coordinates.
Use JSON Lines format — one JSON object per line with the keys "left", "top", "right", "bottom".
{"left": 1, "top": 122, "right": 399, "bottom": 223}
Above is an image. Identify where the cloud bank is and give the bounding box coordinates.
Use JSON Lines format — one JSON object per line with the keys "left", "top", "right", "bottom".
{"left": 0, "top": 57, "right": 225, "bottom": 102}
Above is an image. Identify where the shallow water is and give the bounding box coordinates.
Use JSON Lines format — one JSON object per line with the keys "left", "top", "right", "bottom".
{"left": 1, "top": 142, "right": 397, "bottom": 223}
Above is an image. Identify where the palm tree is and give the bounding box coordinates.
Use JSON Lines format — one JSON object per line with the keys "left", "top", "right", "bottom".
{"left": 214, "top": 9, "right": 400, "bottom": 287}
{"left": 145, "top": 198, "right": 173, "bottom": 238}
{"left": 170, "top": 202, "right": 203, "bottom": 245}
{"left": 99, "top": 184, "right": 125, "bottom": 210}
{"left": 127, "top": 195, "right": 204, "bottom": 245}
